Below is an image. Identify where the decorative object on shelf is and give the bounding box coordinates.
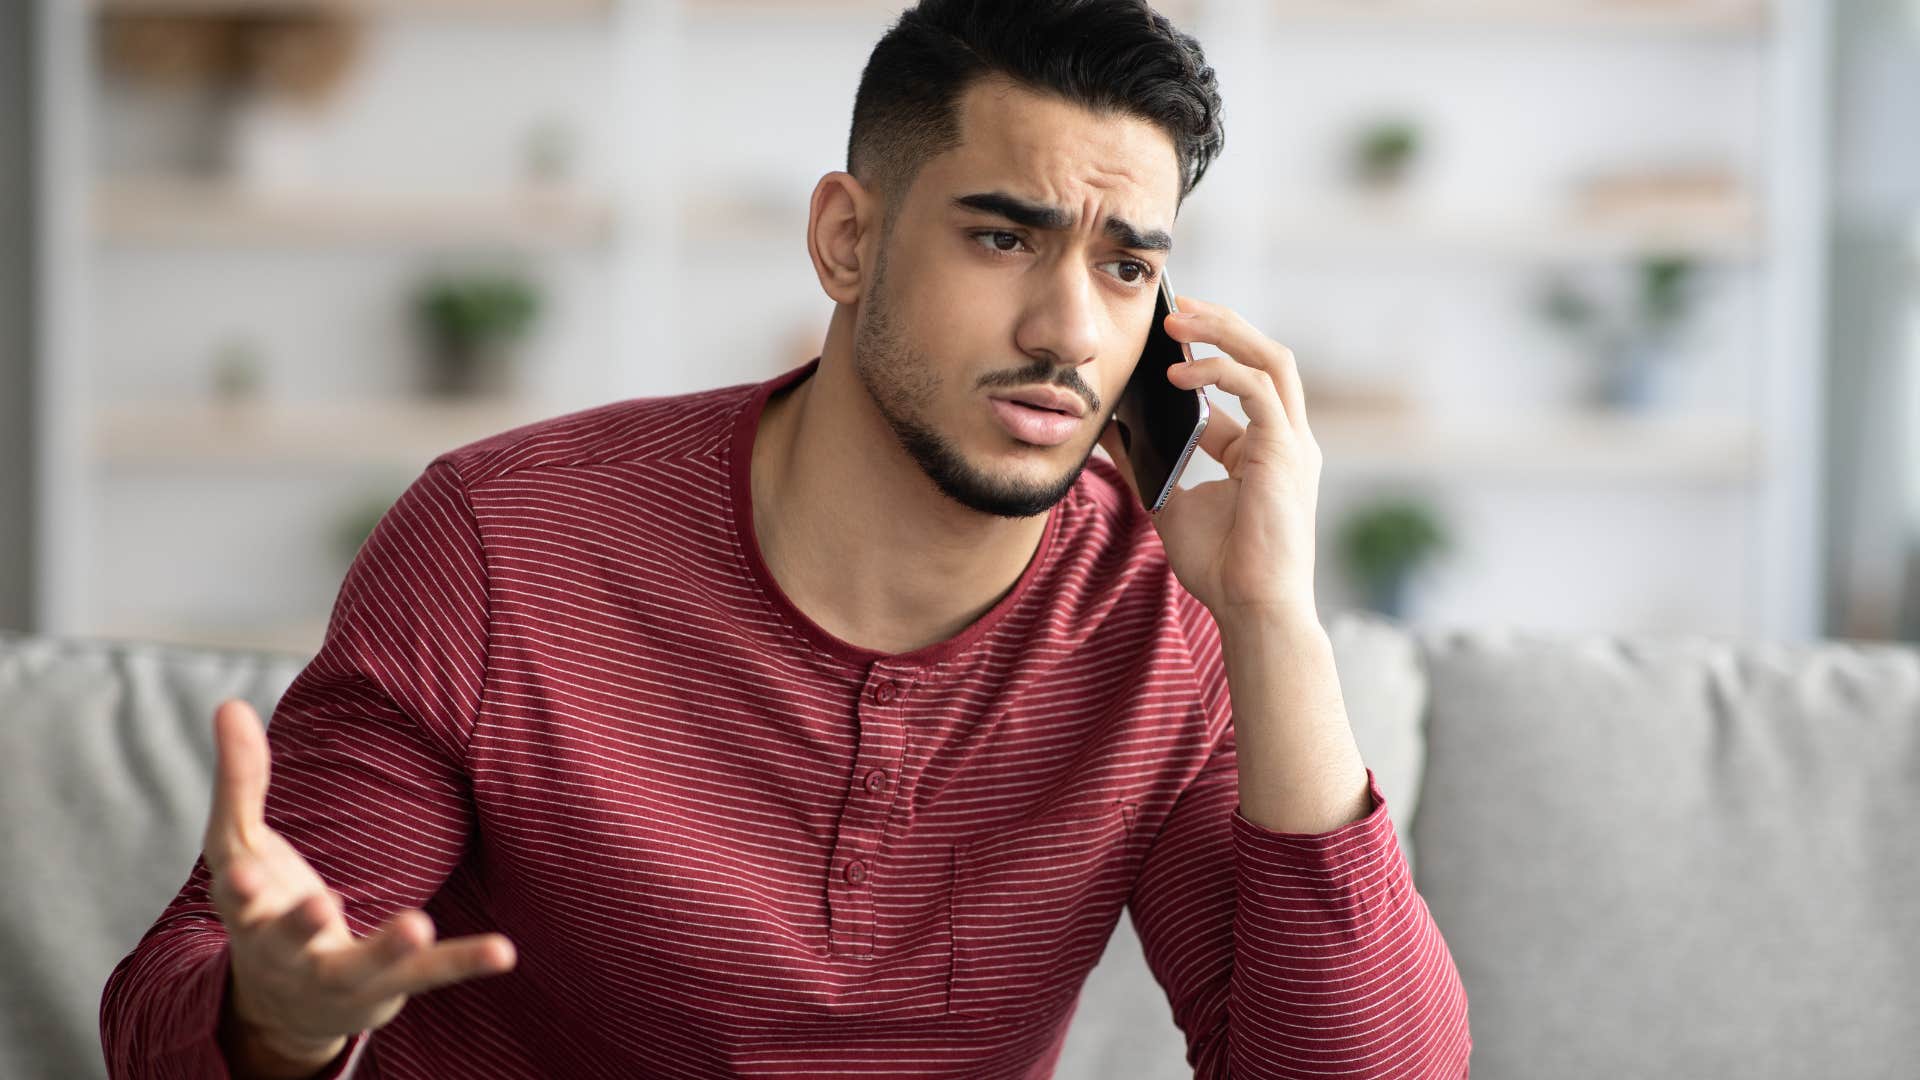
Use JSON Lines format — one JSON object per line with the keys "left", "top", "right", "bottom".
{"left": 1539, "top": 253, "right": 1703, "bottom": 411}
{"left": 101, "top": 9, "right": 362, "bottom": 101}
{"left": 100, "top": 10, "right": 362, "bottom": 190}
{"left": 1337, "top": 495, "right": 1451, "bottom": 621}
{"left": 523, "top": 118, "right": 580, "bottom": 186}
{"left": 208, "top": 335, "right": 268, "bottom": 403}
{"left": 413, "top": 267, "right": 543, "bottom": 398}
{"left": 1348, "top": 115, "right": 1423, "bottom": 194}
{"left": 98, "top": 14, "right": 240, "bottom": 86}
{"left": 224, "top": 12, "right": 362, "bottom": 191}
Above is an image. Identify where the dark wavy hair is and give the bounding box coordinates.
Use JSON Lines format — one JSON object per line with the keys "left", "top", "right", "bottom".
{"left": 847, "top": 0, "right": 1224, "bottom": 229}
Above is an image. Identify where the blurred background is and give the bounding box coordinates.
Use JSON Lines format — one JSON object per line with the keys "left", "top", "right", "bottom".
{"left": 0, "top": 0, "right": 1915, "bottom": 656}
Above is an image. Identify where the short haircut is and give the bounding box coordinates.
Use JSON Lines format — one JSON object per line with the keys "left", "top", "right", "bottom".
{"left": 847, "top": 0, "right": 1224, "bottom": 232}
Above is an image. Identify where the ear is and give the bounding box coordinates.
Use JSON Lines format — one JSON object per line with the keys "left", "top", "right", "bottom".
{"left": 807, "top": 171, "right": 880, "bottom": 306}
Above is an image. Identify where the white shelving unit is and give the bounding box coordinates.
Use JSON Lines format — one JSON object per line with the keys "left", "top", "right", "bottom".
{"left": 93, "top": 181, "right": 616, "bottom": 249}
{"left": 34, "top": 0, "right": 1830, "bottom": 651}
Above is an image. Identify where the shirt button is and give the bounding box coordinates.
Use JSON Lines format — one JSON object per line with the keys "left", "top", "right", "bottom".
{"left": 873, "top": 681, "right": 896, "bottom": 705}
{"left": 864, "top": 769, "right": 889, "bottom": 794}
{"left": 844, "top": 859, "right": 868, "bottom": 885}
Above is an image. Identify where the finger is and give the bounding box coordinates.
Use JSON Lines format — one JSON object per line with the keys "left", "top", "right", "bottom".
{"left": 218, "top": 856, "right": 305, "bottom": 934}
{"left": 1193, "top": 393, "right": 1244, "bottom": 469}
{"left": 211, "top": 854, "right": 259, "bottom": 920}
{"left": 356, "top": 932, "right": 517, "bottom": 1001}
{"left": 314, "top": 909, "right": 436, "bottom": 990}
{"left": 259, "top": 890, "right": 339, "bottom": 957}
{"left": 205, "top": 700, "right": 270, "bottom": 867}
{"left": 1168, "top": 299, "right": 1311, "bottom": 435}
{"left": 1166, "top": 356, "right": 1288, "bottom": 433}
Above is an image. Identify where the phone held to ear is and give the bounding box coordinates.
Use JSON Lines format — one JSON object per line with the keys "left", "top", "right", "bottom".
{"left": 1111, "top": 272, "right": 1210, "bottom": 514}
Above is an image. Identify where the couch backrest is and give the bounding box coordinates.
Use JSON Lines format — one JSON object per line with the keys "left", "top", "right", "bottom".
{"left": 0, "top": 631, "right": 306, "bottom": 1080}
{"left": 1409, "top": 625, "right": 1920, "bottom": 1080}
{"left": 27, "top": 616, "right": 1914, "bottom": 1080}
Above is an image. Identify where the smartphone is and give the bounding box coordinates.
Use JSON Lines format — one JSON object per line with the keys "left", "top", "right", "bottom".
{"left": 1110, "top": 272, "right": 1209, "bottom": 514}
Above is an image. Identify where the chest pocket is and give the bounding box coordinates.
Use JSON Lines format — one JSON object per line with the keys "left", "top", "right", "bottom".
{"left": 946, "top": 800, "right": 1139, "bottom": 1016}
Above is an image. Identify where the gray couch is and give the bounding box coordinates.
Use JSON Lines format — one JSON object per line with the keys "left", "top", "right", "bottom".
{"left": 6, "top": 613, "right": 1918, "bottom": 1079}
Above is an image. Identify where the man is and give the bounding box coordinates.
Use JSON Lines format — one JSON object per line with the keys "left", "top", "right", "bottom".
{"left": 102, "top": 1, "right": 1471, "bottom": 1076}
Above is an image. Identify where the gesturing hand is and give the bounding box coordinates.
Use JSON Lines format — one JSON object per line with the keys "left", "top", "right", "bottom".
{"left": 202, "top": 699, "right": 516, "bottom": 1071}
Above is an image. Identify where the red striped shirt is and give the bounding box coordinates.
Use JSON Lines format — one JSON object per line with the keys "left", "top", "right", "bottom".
{"left": 102, "top": 356, "right": 1471, "bottom": 1078}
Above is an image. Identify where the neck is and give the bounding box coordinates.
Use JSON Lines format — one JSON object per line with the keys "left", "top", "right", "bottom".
{"left": 750, "top": 312, "right": 1052, "bottom": 655}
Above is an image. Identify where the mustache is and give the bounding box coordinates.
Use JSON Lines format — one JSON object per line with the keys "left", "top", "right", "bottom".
{"left": 985, "top": 369, "right": 1100, "bottom": 416}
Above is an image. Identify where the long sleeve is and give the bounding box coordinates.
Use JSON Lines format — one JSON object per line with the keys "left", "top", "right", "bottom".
{"left": 1124, "top": 599, "right": 1472, "bottom": 1079}
{"left": 100, "top": 460, "right": 494, "bottom": 1080}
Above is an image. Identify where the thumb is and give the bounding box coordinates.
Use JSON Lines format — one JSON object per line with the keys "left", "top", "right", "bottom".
{"left": 206, "top": 699, "right": 270, "bottom": 865}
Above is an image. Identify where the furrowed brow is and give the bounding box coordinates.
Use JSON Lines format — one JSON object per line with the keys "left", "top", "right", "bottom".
{"left": 951, "top": 191, "right": 1172, "bottom": 255}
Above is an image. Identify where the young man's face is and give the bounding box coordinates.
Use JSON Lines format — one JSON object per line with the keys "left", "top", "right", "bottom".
{"left": 852, "top": 75, "right": 1183, "bottom": 520}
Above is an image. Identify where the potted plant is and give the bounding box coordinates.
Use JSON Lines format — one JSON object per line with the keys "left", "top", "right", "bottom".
{"left": 209, "top": 335, "right": 268, "bottom": 403}
{"left": 413, "top": 269, "right": 542, "bottom": 397}
{"left": 1350, "top": 117, "right": 1423, "bottom": 193}
{"left": 1540, "top": 254, "right": 1700, "bottom": 410}
{"left": 1338, "top": 497, "right": 1450, "bottom": 620}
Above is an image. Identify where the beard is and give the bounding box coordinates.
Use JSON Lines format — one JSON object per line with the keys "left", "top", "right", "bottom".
{"left": 850, "top": 242, "right": 1093, "bottom": 521}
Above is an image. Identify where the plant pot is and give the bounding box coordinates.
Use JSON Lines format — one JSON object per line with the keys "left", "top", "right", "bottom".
{"left": 1363, "top": 573, "right": 1411, "bottom": 620}
{"left": 1590, "top": 338, "right": 1667, "bottom": 411}
{"left": 422, "top": 338, "right": 520, "bottom": 398}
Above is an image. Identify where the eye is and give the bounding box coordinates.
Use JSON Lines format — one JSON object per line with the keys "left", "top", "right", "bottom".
{"left": 969, "top": 231, "right": 1158, "bottom": 288}
{"left": 1101, "top": 259, "right": 1159, "bottom": 287}
{"left": 971, "top": 230, "right": 1027, "bottom": 255}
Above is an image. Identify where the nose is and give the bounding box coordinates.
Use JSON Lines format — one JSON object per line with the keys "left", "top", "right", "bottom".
{"left": 1013, "top": 259, "right": 1102, "bottom": 379}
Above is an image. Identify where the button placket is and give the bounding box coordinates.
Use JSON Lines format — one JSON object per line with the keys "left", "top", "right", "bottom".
{"left": 826, "top": 669, "right": 912, "bottom": 958}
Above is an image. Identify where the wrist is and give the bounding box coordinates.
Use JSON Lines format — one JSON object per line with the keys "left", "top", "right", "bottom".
{"left": 1214, "top": 601, "right": 1324, "bottom": 645}
{"left": 218, "top": 966, "right": 349, "bottom": 1080}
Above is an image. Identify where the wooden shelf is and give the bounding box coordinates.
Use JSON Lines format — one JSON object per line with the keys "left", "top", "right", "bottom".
{"left": 94, "top": 0, "right": 611, "bottom": 16}
{"left": 681, "top": 189, "right": 1762, "bottom": 263}
{"left": 1265, "top": 201, "right": 1762, "bottom": 263}
{"left": 1269, "top": 0, "right": 1769, "bottom": 34}
{"left": 94, "top": 181, "right": 615, "bottom": 249}
{"left": 1308, "top": 409, "right": 1760, "bottom": 481}
{"left": 684, "top": 0, "right": 1201, "bottom": 20}
{"left": 94, "top": 398, "right": 560, "bottom": 468}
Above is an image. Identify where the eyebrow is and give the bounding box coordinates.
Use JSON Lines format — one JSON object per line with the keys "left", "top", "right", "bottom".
{"left": 949, "top": 191, "right": 1172, "bottom": 254}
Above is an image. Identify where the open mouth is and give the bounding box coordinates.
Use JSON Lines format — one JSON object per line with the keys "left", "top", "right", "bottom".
{"left": 989, "top": 397, "right": 1082, "bottom": 446}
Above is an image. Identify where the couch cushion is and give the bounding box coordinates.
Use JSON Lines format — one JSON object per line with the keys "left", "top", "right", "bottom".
{"left": 1411, "top": 625, "right": 1920, "bottom": 1080}
{"left": 0, "top": 631, "right": 308, "bottom": 1080}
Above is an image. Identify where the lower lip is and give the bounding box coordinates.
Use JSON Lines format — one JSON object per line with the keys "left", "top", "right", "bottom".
{"left": 989, "top": 397, "right": 1081, "bottom": 446}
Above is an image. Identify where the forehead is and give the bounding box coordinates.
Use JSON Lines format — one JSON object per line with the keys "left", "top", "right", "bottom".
{"left": 922, "top": 76, "right": 1182, "bottom": 222}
